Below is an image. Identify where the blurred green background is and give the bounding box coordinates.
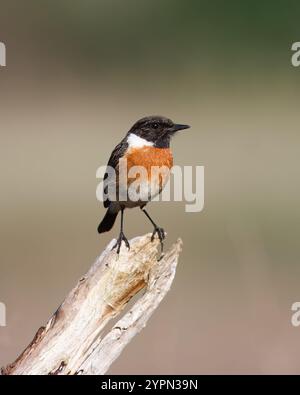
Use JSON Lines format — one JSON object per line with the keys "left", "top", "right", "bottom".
{"left": 1, "top": 0, "right": 300, "bottom": 373}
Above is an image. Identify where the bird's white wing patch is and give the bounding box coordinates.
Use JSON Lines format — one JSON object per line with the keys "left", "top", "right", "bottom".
{"left": 127, "top": 133, "right": 154, "bottom": 148}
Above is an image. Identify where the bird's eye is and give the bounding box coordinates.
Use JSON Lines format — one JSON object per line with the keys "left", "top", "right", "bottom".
{"left": 152, "top": 123, "right": 159, "bottom": 129}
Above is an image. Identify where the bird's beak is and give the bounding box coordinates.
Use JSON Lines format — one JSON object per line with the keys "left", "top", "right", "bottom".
{"left": 170, "top": 123, "right": 190, "bottom": 133}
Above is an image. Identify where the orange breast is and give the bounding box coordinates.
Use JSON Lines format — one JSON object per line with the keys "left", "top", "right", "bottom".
{"left": 125, "top": 146, "right": 173, "bottom": 174}
{"left": 124, "top": 146, "right": 173, "bottom": 190}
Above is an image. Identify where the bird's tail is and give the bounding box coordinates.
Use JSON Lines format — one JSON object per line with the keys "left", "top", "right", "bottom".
{"left": 97, "top": 209, "right": 118, "bottom": 233}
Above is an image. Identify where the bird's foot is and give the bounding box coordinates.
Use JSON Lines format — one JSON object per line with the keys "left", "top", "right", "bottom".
{"left": 151, "top": 226, "right": 165, "bottom": 243}
{"left": 112, "top": 232, "right": 130, "bottom": 254}
{"left": 151, "top": 226, "right": 165, "bottom": 259}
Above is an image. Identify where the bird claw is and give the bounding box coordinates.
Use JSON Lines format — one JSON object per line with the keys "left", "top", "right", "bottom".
{"left": 151, "top": 227, "right": 165, "bottom": 260}
{"left": 151, "top": 227, "right": 165, "bottom": 243}
{"left": 112, "top": 232, "right": 130, "bottom": 254}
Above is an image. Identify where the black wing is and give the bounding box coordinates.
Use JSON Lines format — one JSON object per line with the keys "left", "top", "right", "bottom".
{"left": 103, "top": 138, "right": 128, "bottom": 208}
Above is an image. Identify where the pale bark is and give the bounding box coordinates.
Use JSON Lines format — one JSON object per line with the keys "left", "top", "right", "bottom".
{"left": 2, "top": 234, "right": 182, "bottom": 375}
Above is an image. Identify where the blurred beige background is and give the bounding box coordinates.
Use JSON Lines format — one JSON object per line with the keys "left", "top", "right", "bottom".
{"left": 1, "top": 0, "right": 300, "bottom": 374}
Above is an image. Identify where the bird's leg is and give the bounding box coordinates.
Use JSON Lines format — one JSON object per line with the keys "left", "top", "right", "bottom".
{"left": 141, "top": 207, "right": 165, "bottom": 256}
{"left": 112, "top": 208, "right": 130, "bottom": 254}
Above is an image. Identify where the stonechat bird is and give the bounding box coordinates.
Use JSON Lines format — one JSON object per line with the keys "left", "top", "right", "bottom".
{"left": 98, "top": 115, "right": 190, "bottom": 255}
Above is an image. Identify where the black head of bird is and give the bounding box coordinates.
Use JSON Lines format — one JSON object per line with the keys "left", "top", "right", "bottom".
{"left": 127, "top": 115, "right": 190, "bottom": 148}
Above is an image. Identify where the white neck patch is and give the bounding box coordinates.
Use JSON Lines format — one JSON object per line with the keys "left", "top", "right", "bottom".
{"left": 127, "top": 133, "right": 154, "bottom": 148}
